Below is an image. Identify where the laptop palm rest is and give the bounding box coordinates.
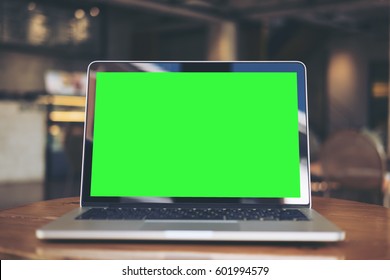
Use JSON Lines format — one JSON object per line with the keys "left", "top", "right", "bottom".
{"left": 141, "top": 223, "right": 239, "bottom": 231}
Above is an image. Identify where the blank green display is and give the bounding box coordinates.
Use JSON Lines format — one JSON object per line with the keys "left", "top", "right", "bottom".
{"left": 91, "top": 72, "right": 300, "bottom": 198}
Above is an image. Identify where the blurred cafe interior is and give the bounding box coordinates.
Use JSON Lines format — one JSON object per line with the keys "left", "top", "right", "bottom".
{"left": 0, "top": 0, "right": 389, "bottom": 209}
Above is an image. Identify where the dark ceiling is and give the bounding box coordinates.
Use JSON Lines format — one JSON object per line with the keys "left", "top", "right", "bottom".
{"left": 91, "top": 0, "right": 389, "bottom": 35}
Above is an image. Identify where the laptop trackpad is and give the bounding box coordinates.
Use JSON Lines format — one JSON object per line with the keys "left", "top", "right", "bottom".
{"left": 142, "top": 222, "right": 239, "bottom": 231}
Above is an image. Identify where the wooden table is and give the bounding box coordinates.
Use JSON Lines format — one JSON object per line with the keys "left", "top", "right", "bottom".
{"left": 0, "top": 197, "right": 389, "bottom": 260}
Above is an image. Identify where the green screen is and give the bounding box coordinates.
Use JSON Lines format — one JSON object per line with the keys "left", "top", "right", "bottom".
{"left": 90, "top": 72, "right": 300, "bottom": 197}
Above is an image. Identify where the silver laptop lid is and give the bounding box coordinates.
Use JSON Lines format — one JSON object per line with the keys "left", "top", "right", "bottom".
{"left": 80, "top": 61, "right": 311, "bottom": 207}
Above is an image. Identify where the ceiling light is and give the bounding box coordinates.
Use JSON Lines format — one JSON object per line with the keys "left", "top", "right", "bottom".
{"left": 90, "top": 7, "right": 100, "bottom": 17}
{"left": 28, "top": 2, "right": 36, "bottom": 11}
{"left": 74, "top": 9, "right": 85, "bottom": 19}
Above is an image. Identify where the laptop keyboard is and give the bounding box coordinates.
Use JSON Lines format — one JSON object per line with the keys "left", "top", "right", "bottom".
{"left": 76, "top": 207, "right": 309, "bottom": 221}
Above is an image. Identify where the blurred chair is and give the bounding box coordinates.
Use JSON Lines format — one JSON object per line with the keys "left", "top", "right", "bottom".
{"left": 319, "top": 130, "right": 386, "bottom": 205}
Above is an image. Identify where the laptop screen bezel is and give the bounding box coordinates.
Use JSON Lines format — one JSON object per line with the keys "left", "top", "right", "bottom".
{"left": 80, "top": 61, "right": 311, "bottom": 207}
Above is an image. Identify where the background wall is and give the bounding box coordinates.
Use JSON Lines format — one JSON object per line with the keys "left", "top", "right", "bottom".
{"left": 326, "top": 34, "right": 388, "bottom": 134}
{"left": 0, "top": 102, "right": 45, "bottom": 182}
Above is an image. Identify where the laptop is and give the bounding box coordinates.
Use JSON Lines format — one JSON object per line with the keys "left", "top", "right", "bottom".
{"left": 36, "top": 61, "right": 345, "bottom": 242}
